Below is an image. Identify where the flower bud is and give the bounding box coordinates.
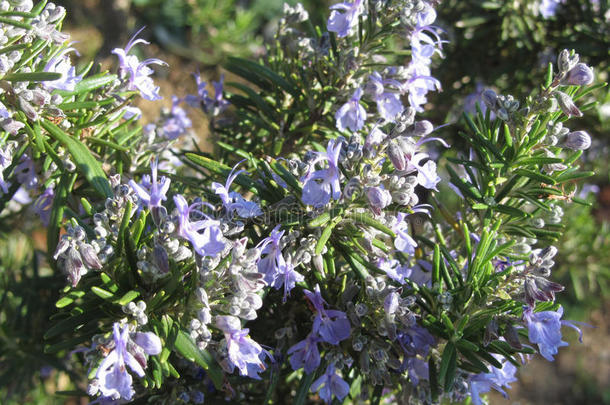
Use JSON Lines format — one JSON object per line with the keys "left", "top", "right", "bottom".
{"left": 563, "top": 130, "right": 591, "bottom": 150}
{"left": 153, "top": 243, "right": 170, "bottom": 273}
{"left": 366, "top": 186, "right": 392, "bottom": 215}
{"left": 558, "top": 49, "right": 578, "bottom": 74}
{"left": 481, "top": 89, "right": 497, "bottom": 110}
{"left": 539, "top": 245, "right": 558, "bottom": 261}
{"left": 555, "top": 91, "right": 582, "bottom": 117}
{"left": 78, "top": 242, "right": 102, "bottom": 270}
{"left": 387, "top": 140, "right": 406, "bottom": 171}
{"left": 411, "top": 120, "right": 434, "bottom": 137}
{"left": 496, "top": 107, "right": 509, "bottom": 121}
{"left": 19, "top": 97, "right": 39, "bottom": 121}
{"left": 65, "top": 247, "right": 84, "bottom": 287}
{"left": 562, "top": 63, "right": 594, "bottom": 86}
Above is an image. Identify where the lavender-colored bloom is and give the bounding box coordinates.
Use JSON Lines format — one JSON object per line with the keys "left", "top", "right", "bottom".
{"left": 96, "top": 323, "right": 161, "bottom": 401}
{"left": 216, "top": 315, "right": 265, "bottom": 378}
{"left": 33, "top": 186, "right": 54, "bottom": 226}
{"left": 257, "top": 225, "right": 303, "bottom": 301}
{"left": 129, "top": 159, "right": 170, "bottom": 224}
{"left": 212, "top": 161, "right": 262, "bottom": 219}
{"left": 14, "top": 154, "right": 38, "bottom": 190}
{"left": 335, "top": 88, "right": 366, "bottom": 132}
{"left": 404, "top": 261, "right": 433, "bottom": 288}
{"left": 523, "top": 306, "right": 583, "bottom": 361}
{"left": 287, "top": 333, "right": 321, "bottom": 374}
{"left": 384, "top": 291, "right": 400, "bottom": 314}
{"left": 310, "top": 363, "right": 350, "bottom": 404}
{"left": 304, "top": 285, "right": 351, "bottom": 345}
{"left": 301, "top": 139, "right": 342, "bottom": 207}
{"left": 367, "top": 72, "right": 404, "bottom": 121}
{"left": 44, "top": 47, "right": 83, "bottom": 91}
{"left": 327, "top": 0, "right": 363, "bottom": 38}
{"left": 365, "top": 125, "right": 387, "bottom": 148}
{"left": 397, "top": 324, "right": 435, "bottom": 357}
{"left": 377, "top": 258, "right": 410, "bottom": 284}
{"left": 162, "top": 96, "right": 192, "bottom": 140}
{"left": 562, "top": 63, "right": 594, "bottom": 86}
{"left": 112, "top": 27, "right": 167, "bottom": 101}
{"left": 410, "top": 153, "right": 441, "bottom": 190}
{"left": 185, "top": 72, "right": 209, "bottom": 108}
{"left": 393, "top": 212, "right": 417, "bottom": 255}
{"left": 173, "top": 195, "right": 225, "bottom": 257}
{"left": 122, "top": 106, "right": 142, "bottom": 120}
{"left": 257, "top": 225, "right": 285, "bottom": 284}
{"left": 402, "top": 6, "right": 444, "bottom": 111}
{"left": 0, "top": 141, "right": 15, "bottom": 194}
{"left": 187, "top": 73, "right": 230, "bottom": 116}
{"left": 468, "top": 355, "right": 517, "bottom": 405}
{"left": 206, "top": 75, "right": 230, "bottom": 116}
{"left": 403, "top": 357, "right": 429, "bottom": 386}
{"left": 539, "top": 0, "right": 565, "bottom": 18}
{"left": 274, "top": 261, "right": 304, "bottom": 302}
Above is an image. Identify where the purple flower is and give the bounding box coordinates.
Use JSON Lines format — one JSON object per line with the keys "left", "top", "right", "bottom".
{"left": 301, "top": 139, "right": 342, "bottom": 207}
{"left": 523, "top": 276, "right": 564, "bottom": 307}
{"left": 562, "top": 63, "right": 594, "bottom": 86}
{"left": 15, "top": 154, "right": 38, "bottom": 190}
{"left": 539, "top": 0, "right": 565, "bottom": 18}
{"left": 287, "top": 333, "right": 321, "bottom": 374}
{"left": 130, "top": 159, "right": 170, "bottom": 224}
{"left": 398, "top": 356, "right": 428, "bottom": 386}
{"left": 187, "top": 73, "right": 230, "bottom": 116}
{"left": 257, "top": 225, "right": 303, "bottom": 301}
{"left": 33, "top": 186, "right": 54, "bottom": 226}
{"left": 304, "top": 285, "right": 351, "bottom": 345}
{"left": 162, "top": 96, "right": 192, "bottom": 140}
{"left": 185, "top": 72, "right": 209, "bottom": 108}
{"left": 173, "top": 195, "right": 226, "bottom": 257}
{"left": 407, "top": 261, "right": 433, "bottom": 287}
{"left": 212, "top": 161, "right": 262, "bottom": 219}
{"left": 310, "top": 363, "right": 349, "bottom": 404}
{"left": 112, "top": 27, "right": 167, "bottom": 101}
{"left": 389, "top": 139, "right": 444, "bottom": 190}
{"left": 367, "top": 72, "right": 404, "bottom": 122}
{"left": 335, "top": 88, "right": 366, "bottom": 132}
{"left": 0, "top": 141, "right": 15, "bottom": 194}
{"left": 384, "top": 291, "right": 400, "bottom": 314}
{"left": 523, "top": 306, "right": 583, "bottom": 361}
{"left": 122, "top": 106, "right": 142, "bottom": 120}
{"left": 257, "top": 225, "right": 285, "bottom": 284}
{"left": 408, "top": 153, "right": 441, "bottom": 190}
{"left": 206, "top": 75, "right": 230, "bottom": 116}
{"left": 327, "top": 0, "right": 363, "bottom": 38}
{"left": 397, "top": 323, "right": 435, "bottom": 358}
{"left": 377, "top": 258, "right": 411, "bottom": 284}
{"left": 468, "top": 355, "right": 517, "bottom": 405}
{"left": 403, "top": 6, "right": 444, "bottom": 111}
{"left": 393, "top": 212, "right": 418, "bottom": 255}
{"left": 216, "top": 316, "right": 265, "bottom": 379}
{"left": 44, "top": 47, "right": 83, "bottom": 91}
{"left": 96, "top": 323, "right": 161, "bottom": 401}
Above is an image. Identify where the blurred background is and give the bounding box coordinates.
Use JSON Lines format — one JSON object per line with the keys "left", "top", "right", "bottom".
{"left": 1, "top": 0, "right": 608, "bottom": 403}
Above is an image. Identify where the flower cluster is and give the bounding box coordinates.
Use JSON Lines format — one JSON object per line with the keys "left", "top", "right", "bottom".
{"left": 0, "top": 1, "right": 599, "bottom": 405}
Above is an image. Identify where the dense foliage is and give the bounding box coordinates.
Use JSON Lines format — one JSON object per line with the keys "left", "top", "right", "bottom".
{"left": 0, "top": 1, "right": 607, "bottom": 404}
